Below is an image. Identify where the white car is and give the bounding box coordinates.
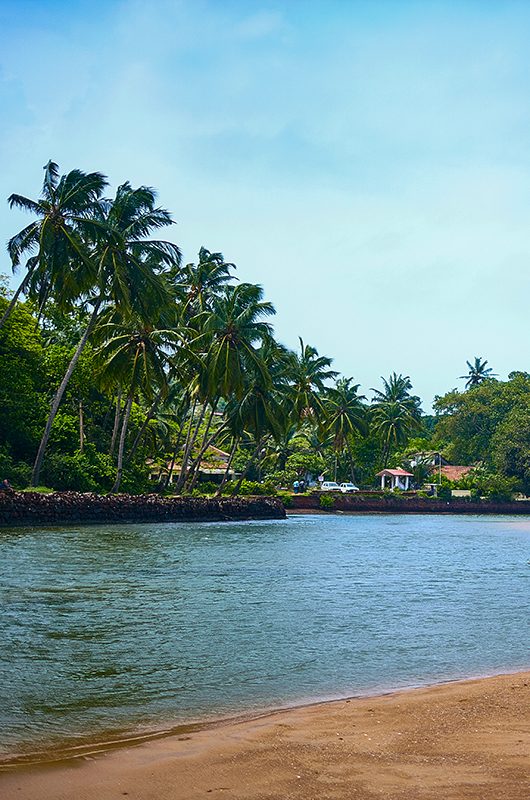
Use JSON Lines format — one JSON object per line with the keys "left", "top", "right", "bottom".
{"left": 320, "top": 481, "right": 341, "bottom": 492}
{"left": 339, "top": 482, "right": 359, "bottom": 493}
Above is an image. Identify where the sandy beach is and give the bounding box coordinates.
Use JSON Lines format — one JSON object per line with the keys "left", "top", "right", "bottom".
{"left": 1, "top": 671, "right": 528, "bottom": 800}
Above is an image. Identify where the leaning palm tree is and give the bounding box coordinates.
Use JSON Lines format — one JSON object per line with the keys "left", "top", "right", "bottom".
{"left": 2, "top": 160, "right": 107, "bottom": 331}
{"left": 31, "top": 181, "right": 180, "bottom": 486}
{"left": 459, "top": 357, "right": 497, "bottom": 389}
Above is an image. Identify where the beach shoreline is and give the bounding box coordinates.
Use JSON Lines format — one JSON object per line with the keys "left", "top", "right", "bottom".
{"left": 1, "top": 669, "right": 528, "bottom": 799}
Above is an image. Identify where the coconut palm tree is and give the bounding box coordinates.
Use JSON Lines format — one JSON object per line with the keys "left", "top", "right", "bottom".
{"left": 31, "top": 181, "right": 179, "bottom": 486}
{"left": 459, "top": 357, "right": 497, "bottom": 389}
{"left": 177, "top": 247, "right": 236, "bottom": 316}
{"left": 96, "top": 315, "right": 181, "bottom": 492}
{"left": 371, "top": 373, "right": 422, "bottom": 467}
{"left": 322, "top": 377, "right": 368, "bottom": 481}
{"left": 2, "top": 160, "right": 107, "bottom": 331}
{"left": 287, "top": 338, "right": 337, "bottom": 423}
{"left": 200, "top": 282, "right": 276, "bottom": 400}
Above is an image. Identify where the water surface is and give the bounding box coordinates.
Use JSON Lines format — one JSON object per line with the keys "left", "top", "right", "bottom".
{"left": 0, "top": 513, "right": 529, "bottom": 760}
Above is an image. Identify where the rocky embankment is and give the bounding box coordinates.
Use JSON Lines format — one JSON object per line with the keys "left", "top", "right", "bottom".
{"left": 289, "top": 493, "right": 530, "bottom": 514}
{"left": 0, "top": 492, "right": 285, "bottom": 527}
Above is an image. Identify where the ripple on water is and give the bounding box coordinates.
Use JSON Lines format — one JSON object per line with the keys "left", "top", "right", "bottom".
{"left": 0, "top": 513, "right": 529, "bottom": 760}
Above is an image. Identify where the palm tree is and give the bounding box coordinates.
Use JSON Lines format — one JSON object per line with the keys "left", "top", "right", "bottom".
{"left": 96, "top": 315, "right": 181, "bottom": 492}
{"left": 177, "top": 247, "right": 236, "bottom": 316}
{"left": 2, "top": 160, "right": 107, "bottom": 331}
{"left": 287, "top": 338, "right": 337, "bottom": 422}
{"left": 322, "top": 377, "right": 368, "bottom": 481}
{"left": 200, "top": 282, "right": 276, "bottom": 400}
{"left": 371, "top": 373, "right": 422, "bottom": 466}
{"left": 459, "top": 357, "right": 497, "bottom": 389}
{"left": 31, "top": 181, "right": 179, "bottom": 486}
{"left": 229, "top": 343, "right": 284, "bottom": 494}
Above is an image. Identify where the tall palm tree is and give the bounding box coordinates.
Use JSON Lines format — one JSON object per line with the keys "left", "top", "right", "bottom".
{"left": 31, "top": 181, "right": 179, "bottom": 486}
{"left": 229, "top": 343, "right": 284, "bottom": 494}
{"left": 459, "top": 357, "right": 497, "bottom": 389}
{"left": 322, "top": 377, "right": 368, "bottom": 480}
{"left": 2, "top": 160, "right": 107, "bottom": 331}
{"left": 200, "top": 282, "right": 276, "bottom": 400}
{"left": 287, "top": 338, "right": 337, "bottom": 423}
{"left": 96, "top": 316, "right": 181, "bottom": 492}
{"left": 177, "top": 247, "right": 236, "bottom": 316}
{"left": 371, "top": 373, "right": 422, "bottom": 466}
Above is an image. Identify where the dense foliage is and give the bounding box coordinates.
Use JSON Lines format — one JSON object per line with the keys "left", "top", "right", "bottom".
{"left": 0, "top": 162, "right": 527, "bottom": 497}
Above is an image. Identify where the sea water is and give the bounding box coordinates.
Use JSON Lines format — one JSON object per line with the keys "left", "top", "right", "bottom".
{"left": 0, "top": 513, "right": 529, "bottom": 760}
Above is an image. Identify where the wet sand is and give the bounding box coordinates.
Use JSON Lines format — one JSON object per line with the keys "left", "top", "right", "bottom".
{"left": 1, "top": 671, "right": 528, "bottom": 800}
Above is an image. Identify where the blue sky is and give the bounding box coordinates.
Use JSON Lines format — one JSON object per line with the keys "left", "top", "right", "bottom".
{"left": 1, "top": 0, "right": 529, "bottom": 408}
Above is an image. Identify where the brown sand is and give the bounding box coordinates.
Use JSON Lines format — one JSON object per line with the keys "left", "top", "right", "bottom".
{"left": 1, "top": 672, "right": 528, "bottom": 800}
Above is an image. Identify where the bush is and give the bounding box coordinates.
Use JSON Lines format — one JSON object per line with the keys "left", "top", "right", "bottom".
{"left": 0, "top": 445, "right": 31, "bottom": 489}
{"left": 277, "top": 490, "right": 293, "bottom": 507}
{"left": 437, "top": 484, "right": 452, "bottom": 500}
{"left": 319, "top": 494, "right": 335, "bottom": 510}
{"left": 235, "top": 480, "right": 278, "bottom": 496}
{"left": 454, "top": 468, "right": 518, "bottom": 503}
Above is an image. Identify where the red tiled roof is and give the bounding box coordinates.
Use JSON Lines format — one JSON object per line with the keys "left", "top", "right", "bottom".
{"left": 440, "top": 465, "right": 473, "bottom": 482}
{"left": 376, "top": 469, "right": 414, "bottom": 477}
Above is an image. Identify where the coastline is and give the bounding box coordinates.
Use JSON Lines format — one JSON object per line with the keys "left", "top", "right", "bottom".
{"left": 0, "top": 492, "right": 286, "bottom": 527}
{"left": 1, "top": 670, "right": 528, "bottom": 799}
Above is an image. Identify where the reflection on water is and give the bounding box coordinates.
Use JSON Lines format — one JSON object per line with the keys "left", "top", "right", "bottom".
{"left": 0, "top": 514, "right": 529, "bottom": 759}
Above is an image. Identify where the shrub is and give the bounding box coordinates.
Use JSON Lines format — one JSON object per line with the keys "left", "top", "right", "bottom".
{"left": 319, "top": 494, "right": 335, "bottom": 510}
{"left": 236, "top": 480, "right": 278, "bottom": 496}
{"left": 0, "top": 445, "right": 32, "bottom": 489}
{"left": 437, "top": 484, "right": 452, "bottom": 501}
{"left": 277, "top": 490, "right": 293, "bottom": 507}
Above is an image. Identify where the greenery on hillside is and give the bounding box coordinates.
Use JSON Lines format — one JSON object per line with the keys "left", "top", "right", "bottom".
{"left": 1, "top": 162, "right": 528, "bottom": 497}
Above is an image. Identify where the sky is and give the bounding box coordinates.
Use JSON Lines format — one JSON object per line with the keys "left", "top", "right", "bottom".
{"left": 1, "top": 0, "right": 529, "bottom": 409}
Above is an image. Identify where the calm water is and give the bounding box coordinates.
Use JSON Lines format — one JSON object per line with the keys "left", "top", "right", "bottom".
{"left": 0, "top": 513, "right": 529, "bottom": 760}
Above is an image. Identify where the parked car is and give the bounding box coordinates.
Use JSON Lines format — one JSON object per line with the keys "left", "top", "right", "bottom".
{"left": 339, "top": 482, "right": 359, "bottom": 493}
{"left": 320, "top": 481, "right": 341, "bottom": 492}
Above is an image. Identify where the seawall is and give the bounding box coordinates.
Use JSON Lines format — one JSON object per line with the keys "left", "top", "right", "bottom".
{"left": 0, "top": 492, "right": 286, "bottom": 527}
{"left": 288, "top": 493, "right": 530, "bottom": 514}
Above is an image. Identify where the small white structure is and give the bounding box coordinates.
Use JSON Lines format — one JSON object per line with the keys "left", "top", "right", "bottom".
{"left": 376, "top": 468, "right": 414, "bottom": 491}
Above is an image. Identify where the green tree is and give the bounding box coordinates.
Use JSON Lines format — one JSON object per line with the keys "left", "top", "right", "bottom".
{"left": 287, "top": 338, "right": 337, "bottom": 423}
{"left": 96, "top": 315, "right": 181, "bottom": 492}
{"left": 3, "top": 160, "right": 107, "bottom": 331}
{"left": 371, "top": 373, "right": 422, "bottom": 466}
{"left": 322, "top": 378, "right": 368, "bottom": 481}
{"left": 459, "top": 357, "right": 497, "bottom": 389}
{"left": 31, "top": 180, "right": 179, "bottom": 486}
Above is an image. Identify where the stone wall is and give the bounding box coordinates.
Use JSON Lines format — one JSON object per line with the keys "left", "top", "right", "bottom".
{"left": 289, "top": 493, "right": 530, "bottom": 515}
{"left": 0, "top": 492, "right": 285, "bottom": 527}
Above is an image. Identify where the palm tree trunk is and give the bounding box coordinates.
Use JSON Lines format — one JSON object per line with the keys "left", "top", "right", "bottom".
{"left": 111, "top": 393, "right": 133, "bottom": 493}
{"left": 163, "top": 430, "right": 185, "bottom": 491}
{"left": 346, "top": 440, "right": 356, "bottom": 483}
{"left": 186, "top": 400, "right": 219, "bottom": 490}
{"left": 129, "top": 388, "right": 163, "bottom": 460}
{"left": 110, "top": 389, "right": 122, "bottom": 456}
{"left": 0, "top": 272, "right": 31, "bottom": 332}
{"left": 175, "top": 398, "right": 197, "bottom": 492}
{"left": 31, "top": 299, "right": 101, "bottom": 487}
{"left": 79, "top": 400, "right": 85, "bottom": 453}
{"left": 231, "top": 439, "right": 262, "bottom": 495}
{"left": 175, "top": 400, "right": 206, "bottom": 493}
{"left": 187, "top": 418, "right": 229, "bottom": 492}
{"left": 215, "top": 437, "right": 239, "bottom": 496}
